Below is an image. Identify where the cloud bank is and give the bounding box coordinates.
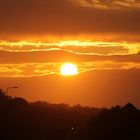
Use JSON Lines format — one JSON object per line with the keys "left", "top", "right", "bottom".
{"left": 0, "top": 0, "right": 140, "bottom": 35}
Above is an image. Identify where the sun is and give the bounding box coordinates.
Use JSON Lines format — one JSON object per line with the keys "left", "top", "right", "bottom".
{"left": 60, "top": 63, "right": 78, "bottom": 76}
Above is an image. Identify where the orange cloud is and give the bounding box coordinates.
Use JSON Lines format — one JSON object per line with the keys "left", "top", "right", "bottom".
{"left": 72, "top": 0, "right": 140, "bottom": 9}
{"left": 0, "top": 40, "right": 140, "bottom": 55}
{"left": 0, "top": 61, "right": 140, "bottom": 77}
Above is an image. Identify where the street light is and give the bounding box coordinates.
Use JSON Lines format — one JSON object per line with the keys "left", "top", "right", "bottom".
{"left": 6, "top": 86, "right": 18, "bottom": 95}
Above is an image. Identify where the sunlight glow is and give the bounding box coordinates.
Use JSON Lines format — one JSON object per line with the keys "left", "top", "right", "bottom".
{"left": 60, "top": 63, "right": 78, "bottom": 76}
{"left": 0, "top": 40, "right": 140, "bottom": 55}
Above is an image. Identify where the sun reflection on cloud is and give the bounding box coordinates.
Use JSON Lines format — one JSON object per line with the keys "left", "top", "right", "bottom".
{"left": 0, "top": 40, "right": 140, "bottom": 55}
{"left": 0, "top": 61, "right": 140, "bottom": 77}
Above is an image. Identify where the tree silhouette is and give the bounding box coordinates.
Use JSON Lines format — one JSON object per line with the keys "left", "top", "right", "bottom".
{"left": 88, "top": 104, "right": 140, "bottom": 140}
{"left": 0, "top": 91, "right": 140, "bottom": 140}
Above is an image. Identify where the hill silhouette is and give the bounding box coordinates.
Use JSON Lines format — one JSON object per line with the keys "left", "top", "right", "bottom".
{"left": 0, "top": 89, "right": 140, "bottom": 140}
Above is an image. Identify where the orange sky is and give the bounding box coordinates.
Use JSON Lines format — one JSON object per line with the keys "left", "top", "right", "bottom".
{"left": 0, "top": 0, "right": 140, "bottom": 107}
{"left": 0, "top": 40, "right": 140, "bottom": 108}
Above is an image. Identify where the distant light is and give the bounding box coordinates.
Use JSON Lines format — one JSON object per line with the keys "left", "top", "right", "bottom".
{"left": 71, "top": 127, "right": 74, "bottom": 130}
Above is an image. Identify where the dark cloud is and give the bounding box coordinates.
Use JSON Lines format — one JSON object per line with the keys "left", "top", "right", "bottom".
{"left": 0, "top": 0, "right": 140, "bottom": 35}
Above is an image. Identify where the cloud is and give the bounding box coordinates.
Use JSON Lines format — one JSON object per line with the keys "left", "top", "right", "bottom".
{"left": 113, "top": 0, "right": 140, "bottom": 9}
{"left": 72, "top": 0, "right": 140, "bottom": 9}
{"left": 0, "top": 63, "right": 61, "bottom": 77}
{"left": 0, "top": 0, "right": 140, "bottom": 35}
{"left": 0, "top": 41, "right": 140, "bottom": 55}
{"left": 0, "top": 65, "right": 23, "bottom": 77}
{"left": 1, "top": 47, "right": 140, "bottom": 77}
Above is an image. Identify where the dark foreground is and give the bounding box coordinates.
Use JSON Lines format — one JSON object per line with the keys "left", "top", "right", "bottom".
{"left": 0, "top": 89, "right": 140, "bottom": 140}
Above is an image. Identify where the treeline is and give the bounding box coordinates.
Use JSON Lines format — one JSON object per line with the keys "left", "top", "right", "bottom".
{"left": 0, "top": 89, "right": 140, "bottom": 140}
{"left": 89, "top": 103, "right": 140, "bottom": 140}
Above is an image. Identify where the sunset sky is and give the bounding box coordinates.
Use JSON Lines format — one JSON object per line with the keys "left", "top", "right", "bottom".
{"left": 0, "top": 0, "right": 140, "bottom": 107}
